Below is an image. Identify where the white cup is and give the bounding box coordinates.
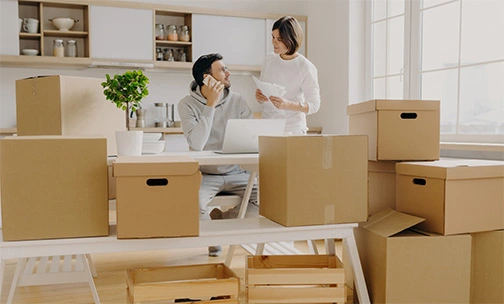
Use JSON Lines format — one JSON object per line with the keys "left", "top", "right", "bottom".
{"left": 23, "top": 18, "right": 39, "bottom": 33}
{"left": 18, "top": 18, "right": 22, "bottom": 33}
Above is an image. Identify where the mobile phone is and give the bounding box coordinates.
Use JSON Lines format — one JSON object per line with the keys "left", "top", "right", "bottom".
{"left": 203, "top": 74, "right": 218, "bottom": 87}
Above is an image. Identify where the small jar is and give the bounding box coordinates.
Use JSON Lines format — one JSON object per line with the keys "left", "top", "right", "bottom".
{"left": 163, "top": 48, "right": 174, "bottom": 62}
{"left": 166, "top": 24, "right": 178, "bottom": 41}
{"left": 179, "top": 25, "right": 190, "bottom": 42}
{"left": 65, "top": 39, "right": 77, "bottom": 57}
{"left": 156, "top": 47, "right": 163, "bottom": 61}
{"left": 53, "top": 39, "right": 64, "bottom": 57}
{"left": 155, "top": 24, "right": 165, "bottom": 40}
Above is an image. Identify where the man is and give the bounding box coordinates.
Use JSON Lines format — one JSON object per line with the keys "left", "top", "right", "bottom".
{"left": 178, "top": 53, "right": 258, "bottom": 257}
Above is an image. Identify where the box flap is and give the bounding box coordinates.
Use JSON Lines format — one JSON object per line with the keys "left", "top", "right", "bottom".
{"left": 18, "top": 75, "right": 58, "bottom": 81}
{"left": 374, "top": 99, "right": 439, "bottom": 111}
{"left": 396, "top": 159, "right": 504, "bottom": 180}
{"left": 347, "top": 100, "right": 377, "bottom": 115}
{"left": 347, "top": 99, "right": 439, "bottom": 115}
{"left": 113, "top": 155, "right": 199, "bottom": 177}
{"left": 360, "top": 208, "right": 425, "bottom": 237}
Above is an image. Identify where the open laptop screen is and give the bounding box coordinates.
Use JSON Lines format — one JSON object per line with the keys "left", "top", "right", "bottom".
{"left": 218, "top": 119, "right": 286, "bottom": 154}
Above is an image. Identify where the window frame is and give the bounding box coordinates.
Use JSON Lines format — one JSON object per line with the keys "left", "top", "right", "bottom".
{"left": 366, "top": 0, "right": 504, "bottom": 144}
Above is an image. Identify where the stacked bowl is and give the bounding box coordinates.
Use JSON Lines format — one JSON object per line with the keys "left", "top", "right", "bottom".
{"left": 142, "top": 133, "right": 165, "bottom": 154}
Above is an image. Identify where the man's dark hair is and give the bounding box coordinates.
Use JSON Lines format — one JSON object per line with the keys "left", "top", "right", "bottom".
{"left": 272, "top": 16, "right": 303, "bottom": 56}
{"left": 192, "top": 53, "right": 223, "bottom": 86}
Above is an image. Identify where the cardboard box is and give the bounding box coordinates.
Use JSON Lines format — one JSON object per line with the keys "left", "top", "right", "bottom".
{"left": 0, "top": 136, "right": 109, "bottom": 241}
{"left": 246, "top": 255, "right": 346, "bottom": 303}
{"left": 471, "top": 230, "right": 504, "bottom": 303}
{"left": 259, "top": 135, "right": 368, "bottom": 227}
{"left": 127, "top": 263, "right": 239, "bottom": 303}
{"left": 16, "top": 75, "right": 126, "bottom": 156}
{"left": 368, "top": 160, "right": 396, "bottom": 216}
{"left": 113, "top": 155, "right": 201, "bottom": 239}
{"left": 354, "top": 208, "right": 471, "bottom": 304}
{"left": 396, "top": 159, "right": 504, "bottom": 235}
{"left": 347, "top": 99, "right": 440, "bottom": 161}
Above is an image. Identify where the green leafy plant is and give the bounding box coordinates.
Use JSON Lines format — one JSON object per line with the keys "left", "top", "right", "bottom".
{"left": 101, "top": 70, "right": 149, "bottom": 129}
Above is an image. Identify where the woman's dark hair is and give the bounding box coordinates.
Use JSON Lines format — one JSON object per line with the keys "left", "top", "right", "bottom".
{"left": 272, "top": 16, "right": 303, "bottom": 55}
{"left": 192, "top": 53, "right": 223, "bottom": 86}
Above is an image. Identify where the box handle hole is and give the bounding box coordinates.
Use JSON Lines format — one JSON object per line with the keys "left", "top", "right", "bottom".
{"left": 146, "top": 178, "right": 168, "bottom": 186}
{"left": 400, "top": 113, "right": 418, "bottom": 119}
{"left": 413, "top": 178, "right": 426, "bottom": 186}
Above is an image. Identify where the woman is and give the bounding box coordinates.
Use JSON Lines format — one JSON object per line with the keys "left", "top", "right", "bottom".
{"left": 256, "top": 16, "right": 321, "bottom": 135}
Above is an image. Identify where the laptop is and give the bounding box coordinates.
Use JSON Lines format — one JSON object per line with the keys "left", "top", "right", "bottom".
{"left": 217, "top": 119, "right": 286, "bottom": 154}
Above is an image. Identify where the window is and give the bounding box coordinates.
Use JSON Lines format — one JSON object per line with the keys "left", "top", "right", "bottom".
{"left": 367, "top": 0, "right": 504, "bottom": 143}
{"left": 369, "top": 0, "right": 406, "bottom": 99}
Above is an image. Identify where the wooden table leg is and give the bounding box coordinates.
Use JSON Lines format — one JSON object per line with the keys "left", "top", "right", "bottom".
{"left": 225, "top": 171, "right": 257, "bottom": 267}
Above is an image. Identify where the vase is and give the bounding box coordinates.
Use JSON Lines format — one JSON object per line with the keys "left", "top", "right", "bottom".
{"left": 115, "top": 130, "right": 143, "bottom": 156}
{"left": 136, "top": 109, "right": 146, "bottom": 128}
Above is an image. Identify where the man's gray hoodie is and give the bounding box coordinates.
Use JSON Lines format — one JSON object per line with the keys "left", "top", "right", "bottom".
{"left": 178, "top": 81, "right": 253, "bottom": 174}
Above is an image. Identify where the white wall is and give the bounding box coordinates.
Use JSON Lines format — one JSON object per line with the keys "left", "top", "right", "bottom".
{"left": 0, "top": 0, "right": 367, "bottom": 134}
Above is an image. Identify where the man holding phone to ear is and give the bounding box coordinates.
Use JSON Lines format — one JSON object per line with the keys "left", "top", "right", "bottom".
{"left": 178, "top": 53, "right": 258, "bottom": 257}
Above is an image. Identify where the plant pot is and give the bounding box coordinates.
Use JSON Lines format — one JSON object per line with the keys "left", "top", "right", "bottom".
{"left": 115, "top": 130, "right": 143, "bottom": 156}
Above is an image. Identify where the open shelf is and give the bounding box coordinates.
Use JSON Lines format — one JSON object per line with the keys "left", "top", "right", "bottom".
{"left": 44, "top": 30, "right": 88, "bottom": 38}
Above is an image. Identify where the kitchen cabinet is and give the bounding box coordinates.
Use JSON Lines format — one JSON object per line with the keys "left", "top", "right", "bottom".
{"left": 16, "top": 0, "right": 90, "bottom": 58}
{"left": 0, "top": 0, "right": 20, "bottom": 55}
{"left": 153, "top": 10, "right": 192, "bottom": 68}
{"left": 192, "top": 14, "right": 266, "bottom": 66}
{"left": 1, "top": 0, "right": 306, "bottom": 72}
{"left": 89, "top": 5, "right": 152, "bottom": 61}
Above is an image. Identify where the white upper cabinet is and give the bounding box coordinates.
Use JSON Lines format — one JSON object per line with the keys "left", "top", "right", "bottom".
{"left": 192, "top": 14, "right": 266, "bottom": 66}
{"left": 265, "top": 19, "right": 306, "bottom": 57}
{"left": 89, "top": 5, "right": 152, "bottom": 61}
{"left": 0, "top": 0, "right": 20, "bottom": 55}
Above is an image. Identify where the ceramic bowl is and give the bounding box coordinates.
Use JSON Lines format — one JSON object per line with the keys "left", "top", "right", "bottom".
{"left": 143, "top": 132, "right": 162, "bottom": 142}
{"left": 21, "top": 49, "right": 39, "bottom": 56}
{"left": 49, "top": 17, "right": 78, "bottom": 31}
{"left": 142, "top": 140, "right": 165, "bottom": 155}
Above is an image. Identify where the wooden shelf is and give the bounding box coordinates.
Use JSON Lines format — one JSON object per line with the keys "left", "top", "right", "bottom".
{"left": 0, "top": 128, "right": 17, "bottom": 135}
{"left": 19, "top": 33, "right": 42, "bottom": 40}
{"left": 155, "top": 40, "right": 191, "bottom": 46}
{"left": 307, "top": 126, "right": 322, "bottom": 134}
{"left": 44, "top": 30, "right": 88, "bottom": 38}
{"left": 153, "top": 61, "right": 192, "bottom": 69}
{"left": 0, "top": 55, "right": 91, "bottom": 68}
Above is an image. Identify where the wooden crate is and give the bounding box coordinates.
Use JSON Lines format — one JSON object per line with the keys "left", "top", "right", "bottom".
{"left": 126, "top": 263, "right": 240, "bottom": 303}
{"left": 246, "top": 255, "right": 346, "bottom": 304}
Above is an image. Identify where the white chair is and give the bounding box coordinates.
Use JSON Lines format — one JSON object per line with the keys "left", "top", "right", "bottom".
{"left": 7, "top": 254, "right": 99, "bottom": 304}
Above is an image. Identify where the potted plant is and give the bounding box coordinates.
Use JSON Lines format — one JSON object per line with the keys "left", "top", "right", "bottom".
{"left": 101, "top": 70, "right": 149, "bottom": 129}
{"left": 101, "top": 70, "right": 149, "bottom": 156}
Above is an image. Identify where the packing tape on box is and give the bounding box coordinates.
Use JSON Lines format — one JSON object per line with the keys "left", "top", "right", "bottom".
{"left": 322, "top": 136, "right": 335, "bottom": 224}
{"left": 322, "top": 135, "right": 333, "bottom": 169}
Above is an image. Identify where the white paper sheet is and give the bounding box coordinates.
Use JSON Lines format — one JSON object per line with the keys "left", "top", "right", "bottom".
{"left": 253, "top": 76, "right": 286, "bottom": 98}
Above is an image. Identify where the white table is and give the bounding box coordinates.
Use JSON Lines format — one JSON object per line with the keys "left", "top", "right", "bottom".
{"left": 1, "top": 151, "right": 370, "bottom": 303}
{"left": 0, "top": 218, "right": 369, "bottom": 303}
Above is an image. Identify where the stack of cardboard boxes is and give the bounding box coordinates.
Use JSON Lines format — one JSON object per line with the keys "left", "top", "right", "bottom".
{"left": 1, "top": 75, "right": 202, "bottom": 242}
{"left": 348, "top": 99, "right": 503, "bottom": 303}
{"left": 0, "top": 75, "right": 127, "bottom": 241}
